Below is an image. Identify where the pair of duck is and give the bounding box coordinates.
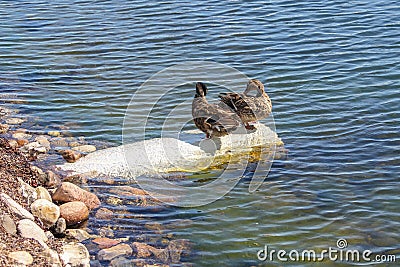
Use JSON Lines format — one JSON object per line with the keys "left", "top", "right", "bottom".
{"left": 192, "top": 79, "right": 272, "bottom": 138}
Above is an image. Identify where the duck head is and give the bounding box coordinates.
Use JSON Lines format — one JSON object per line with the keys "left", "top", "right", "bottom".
{"left": 244, "top": 79, "right": 265, "bottom": 96}
{"left": 195, "top": 82, "right": 208, "bottom": 98}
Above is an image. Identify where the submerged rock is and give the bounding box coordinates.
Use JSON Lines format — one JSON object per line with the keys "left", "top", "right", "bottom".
{"left": 60, "top": 149, "right": 82, "bottom": 163}
{"left": 65, "top": 229, "right": 92, "bottom": 242}
{"left": 93, "top": 237, "right": 121, "bottom": 249}
{"left": 72, "top": 144, "right": 96, "bottom": 153}
{"left": 95, "top": 207, "right": 113, "bottom": 220}
{"left": 97, "top": 243, "right": 133, "bottom": 261}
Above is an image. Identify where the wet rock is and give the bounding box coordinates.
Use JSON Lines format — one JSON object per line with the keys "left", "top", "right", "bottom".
{"left": 0, "top": 214, "right": 17, "bottom": 235}
{"left": 52, "top": 182, "right": 100, "bottom": 210}
{"left": 45, "top": 170, "right": 61, "bottom": 188}
{"left": 165, "top": 239, "right": 191, "bottom": 263}
{"left": 21, "top": 141, "right": 47, "bottom": 154}
{"left": 0, "top": 123, "right": 9, "bottom": 133}
{"left": 60, "top": 201, "right": 89, "bottom": 226}
{"left": 6, "top": 117, "right": 25, "bottom": 125}
{"left": 0, "top": 193, "right": 34, "bottom": 221}
{"left": 53, "top": 217, "right": 67, "bottom": 235}
{"left": 97, "top": 243, "right": 133, "bottom": 261}
{"left": 48, "top": 130, "right": 61, "bottom": 137}
{"left": 106, "top": 196, "right": 123, "bottom": 206}
{"left": 110, "top": 257, "right": 132, "bottom": 266}
{"left": 63, "top": 174, "right": 88, "bottom": 185}
{"left": 72, "top": 144, "right": 97, "bottom": 153}
{"left": 8, "top": 251, "right": 33, "bottom": 265}
{"left": 18, "top": 178, "right": 37, "bottom": 205}
{"left": 17, "top": 218, "right": 48, "bottom": 244}
{"left": 65, "top": 229, "right": 91, "bottom": 242}
{"left": 30, "top": 199, "right": 60, "bottom": 228}
{"left": 93, "top": 237, "right": 121, "bottom": 249}
{"left": 35, "top": 135, "right": 51, "bottom": 149}
{"left": 145, "top": 221, "right": 164, "bottom": 234}
{"left": 36, "top": 186, "right": 52, "bottom": 202}
{"left": 51, "top": 137, "right": 68, "bottom": 147}
{"left": 60, "top": 242, "right": 90, "bottom": 267}
{"left": 43, "top": 248, "right": 62, "bottom": 266}
{"left": 132, "top": 242, "right": 157, "bottom": 258}
{"left": 98, "top": 227, "right": 114, "bottom": 238}
{"left": 60, "top": 149, "right": 82, "bottom": 163}
{"left": 95, "top": 207, "right": 113, "bottom": 220}
{"left": 12, "top": 132, "right": 32, "bottom": 140}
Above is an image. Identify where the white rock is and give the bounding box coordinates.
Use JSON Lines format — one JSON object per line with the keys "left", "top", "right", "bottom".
{"left": 60, "top": 242, "right": 90, "bottom": 267}
{"left": 8, "top": 251, "right": 33, "bottom": 265}
{"left": 18, "top": 178, "right": 37, "bottom": 205}
{"left": 6, "top": 117, "right": 25, "bottom": 125}
{"left": 0, "top": 193, "right": 34, "bottom": 221}
{"left": 35, "top": 186, "right": 52, "bottom": 202}
{"left": 30, "top": 199, "right": 60, "bottom": 228}
{"left": 65, "top": 229, "right": 91, "bottom": 242}
{"left": 72, "top": 145, "right": 97, "bottom": 153}
{"left": 12, "top": 132, "right": 32, "bottom": 139}
{"left": 17, "top": 218, "right": 48, "bottom": 244}
{"left": 43, "top": 248, "right": 62, "bottom": 267}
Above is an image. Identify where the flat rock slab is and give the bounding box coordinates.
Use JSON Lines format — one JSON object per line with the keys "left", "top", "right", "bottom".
{"left": 0, "top": 193, "right": 34, "bottom": 221}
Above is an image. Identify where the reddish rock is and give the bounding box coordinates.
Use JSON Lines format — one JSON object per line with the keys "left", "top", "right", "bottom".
{"left": 52, "top": 182, "right": 100, "bottom": 210}
{"left": 59, "top": 201, "right": 89, "bottom": 226}
{"left": 95, "top": 208, "right": 113, "bottom": 220}
{"left": 131, "top": 242, "right": 158, "bottom": 258}
{"left": 60, "top": 149, "right": 82, "bottom": 163}
{"left": 16, "top": 139, "right": 29, "bottom": 147}
{"left": 93, "top": 237, "right": 121, "bottom": 249}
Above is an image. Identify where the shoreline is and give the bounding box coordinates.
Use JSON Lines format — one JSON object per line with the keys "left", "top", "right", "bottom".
{"left": 0, "top": 106, "right": 191, "bottom": 266}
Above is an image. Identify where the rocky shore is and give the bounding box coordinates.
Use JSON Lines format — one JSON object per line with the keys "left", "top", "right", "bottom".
{"left": 0, "top": 107, "right": 191, "bottom": 266}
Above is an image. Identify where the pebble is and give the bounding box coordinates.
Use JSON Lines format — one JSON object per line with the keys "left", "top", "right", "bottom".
{"left": 65, "top": 229, "right": 91, "bottom": 242}
{"left": 52, "top": 182, "right": 100, "bottom": 210}
{"left": 60, "top": 201, "right": 89, "bottom": 226}
{"left": 0, "top": 214, "right": 17, "bottom": 235}
{"left": 12, "top": 132, "right": 32, "bottom": 140}
{"left": 0, "top": 193, "right": 34, "bottom": 221}
{"left": 95, "top": 207, "right": 113, "bottom": 220}
{"left": 36, "top": 186, "right": 52, "bottom": 202}
{"left": 8, "top": 251, "right": 33, "bottom": 265}
{"left": 45, "top": 170, "right": 61, "bottom": 188}
{"left": 48, "top": 130, "right": 61, "bottom": 137}
{"left": 30, "top": 199, "right": 60, "bottom": 228}
{"left": 60, "top": 242, "right": 90, "bottom": 267}
{"left": 97, "top": 243, "right": 133, "bottom": 261}
{"left": 17, "top": 218, "right": 48, "bottom": 244}
{"left": 60, "top": 149, "right": 82, "bottom": 163}
{"left": 93, "top": 237, "right": 121, "bottom": 249}
{"left": 0, "top": 123, "right": 9, "bottom": 133}
{"left": 5, "top": 117, "right": 25, "bottom": 125}
{"left": 53, "top": 217, "right": 67, "bottom": 235}
{"left": 72, "top": 144, "right": 97, "bottom": 153}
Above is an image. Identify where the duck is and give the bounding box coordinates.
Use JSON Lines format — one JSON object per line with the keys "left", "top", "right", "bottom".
{"left": 218, "top": 79, "right": 272, "bottom": 130}
{"left": 192, "top": 82, "right": 241, "bottom": 138}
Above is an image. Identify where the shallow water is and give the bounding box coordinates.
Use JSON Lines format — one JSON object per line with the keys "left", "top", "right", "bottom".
{"left": 1, "top": 0, "right": 399, "bottom": 266}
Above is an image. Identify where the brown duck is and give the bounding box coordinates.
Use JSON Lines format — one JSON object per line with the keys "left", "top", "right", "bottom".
{"left": 218, "top": 79, "right": 272, "bottom": 130}
{"left": 192, "top": 82, "right": 240, "bottom": 138}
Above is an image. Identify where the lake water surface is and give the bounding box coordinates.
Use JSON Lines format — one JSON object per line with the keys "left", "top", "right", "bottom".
{"left": 1, "top": 0, "right": 399, "bottom": 266}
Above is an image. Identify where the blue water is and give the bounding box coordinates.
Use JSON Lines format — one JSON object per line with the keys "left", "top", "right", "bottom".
{"left": 1, "top": 0, "right": 399, "bottom": 266}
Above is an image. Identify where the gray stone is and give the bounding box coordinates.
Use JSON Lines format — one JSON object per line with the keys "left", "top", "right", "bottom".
{"left": 60, "top": 242, "right": 90, "bottom": 267}
{"left": 0, "top": 193, "right": 34, "bottom": 221}
{"left": 0, "top": 214, "right": 17, "bottom": 235}
{"left": 8, "top": 251, "right": 33, "bottom": 265}
{"left": 35, "top": 135, "right": 51, "bottom": 149}
{"left": 45, "top": 170, "right": 61, "bottom": 188}
{"left": 30, "top": 199, "right": 60, "bottom": 228}
{"left": 30, "top": 166, "right": 47, "bottom": 184}
{"left": 97, "top": 243, "right": 133, "bottom": 261}
{"left": 17, "top": 218, "right": 48, "bottom": 244}
{"left": 53, "top": 217, "right": 67, "bottom": 235}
